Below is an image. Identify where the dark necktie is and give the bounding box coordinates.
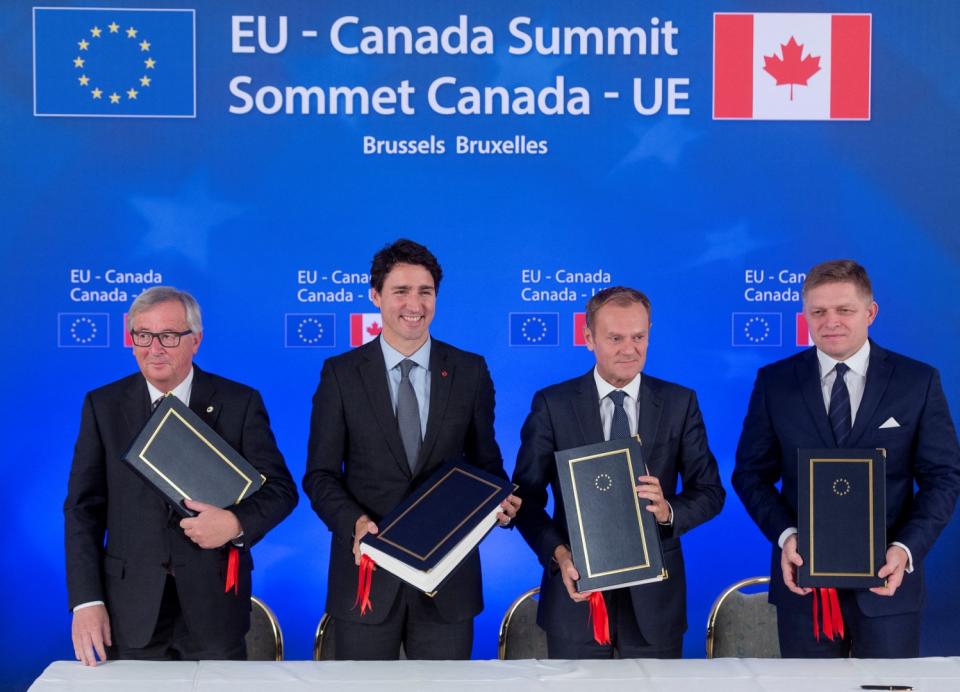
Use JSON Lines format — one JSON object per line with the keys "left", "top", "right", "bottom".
{"left": 608, "top": 390, "right": 631, "bottom": 440}
{"left": 151, "top": 396, "right": 164, "bottom": 412}
{"left": 397, "top": 359, "right": 422, "bottom": 471}
{"left": 829, "top": 362, "right": 852, "bottom": 447}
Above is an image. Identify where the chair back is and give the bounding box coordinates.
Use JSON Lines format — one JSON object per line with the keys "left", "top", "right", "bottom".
{"left": 706, "top": 576, "right": 780, "bottom": 658}
{"left": 245, "top": 596, "right": 284, "bottom": 661}
{"left": 498, "top": 587, "right": 548, "bottom": 660}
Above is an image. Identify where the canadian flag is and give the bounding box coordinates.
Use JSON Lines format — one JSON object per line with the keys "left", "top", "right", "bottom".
{"left": 573, "top": 312, "right": 588, "bottom": 347}
{"left": 350, "top": 313, "right": 382, "bottom": 347}
{"left": 714, "top": 13, "right": 871, "bottom": 120}
{"left": 796, "top": 312, "right": 811, "bottom": 347}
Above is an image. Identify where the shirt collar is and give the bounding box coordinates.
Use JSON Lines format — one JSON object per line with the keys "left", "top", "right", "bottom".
{"left": 817, "top": 339, "right": 870, "bottom": 380}
{"left": 145, "top": 366, "right": 195, "bottom": 406}
{"left": 593, "top": 367, "right": 642, "bottom": 401}
{"left": 380, "top": 335, "right": 431, "bottom": 372}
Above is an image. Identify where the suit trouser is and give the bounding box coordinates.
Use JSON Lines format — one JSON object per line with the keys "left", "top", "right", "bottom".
{"left": 776, "top": 589, "right": 921, "bottom": 658}
{"left": 332, "top": 583, "right": 473, "bottom": 660}
{"left": 110, "top": 575, "right": 247, "bottom": 661}
{"left": 546, "top": 588, "right": 684, "bottom": 659}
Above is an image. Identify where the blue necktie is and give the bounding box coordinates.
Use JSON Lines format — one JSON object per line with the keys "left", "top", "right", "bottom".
{"left": 608, "top": 390, "right": 631, "bottom": 440}
{"left": 829, "top": 362, "right": 852, "bottom": 447}
{"left": 397, "top": 359, "right": 421, "bottom": 471}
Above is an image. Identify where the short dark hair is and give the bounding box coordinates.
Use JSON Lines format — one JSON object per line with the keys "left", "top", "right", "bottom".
{"left": 585, "top": 286, "right": 651, "bottom": 329}
{"left": 803, "top": 259, "right": 873, "bottom": 302}
{"left": 370, "top": 239, "right": 443, "bottom": 294}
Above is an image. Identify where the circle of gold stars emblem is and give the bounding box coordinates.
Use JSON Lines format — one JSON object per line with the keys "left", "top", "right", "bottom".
{"left": 594, "top": 473, "right": 613, "bottom": 493}
{"left": 74, "top": 20, "right": 156, "bottom": 104}
{"left": 832, "top": 478, "right": 851, "bottom": 497}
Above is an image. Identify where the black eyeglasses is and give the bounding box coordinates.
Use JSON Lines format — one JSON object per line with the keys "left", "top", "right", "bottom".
{"left": 130, "top": 330, "right": 193, "bottom": 347}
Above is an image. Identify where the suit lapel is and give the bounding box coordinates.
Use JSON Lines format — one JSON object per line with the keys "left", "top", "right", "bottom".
{"left": 120, "top": 375, "right": 151, "bottom": 443}
{"left": 188, "top": 367, "right": 222, "bottom": 429}
{"left": 358, "top": 340, "right": 411, "bottom": 477}
{"left": 848, "top": 341, "right": 892, "bottom": 447}
{"left": 636, "top": 377, "right": 663, "bottom": 472}
{"left": 418, "top": 342, "right": 452, "bottom": 475}
{"left": 573, "top": 370, "right": 605, "bottom": 445}
{"left": 795, "top": 348, "right": 834, "bottom": 446}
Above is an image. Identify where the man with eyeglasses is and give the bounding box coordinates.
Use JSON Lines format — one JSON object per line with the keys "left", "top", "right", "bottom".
{"left": 64, "top": 286, "right": 297, "bottom": 665}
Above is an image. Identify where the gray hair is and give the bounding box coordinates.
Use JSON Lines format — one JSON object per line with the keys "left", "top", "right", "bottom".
{"left": 127, "top": 286, "right": 203, "bottom": 334}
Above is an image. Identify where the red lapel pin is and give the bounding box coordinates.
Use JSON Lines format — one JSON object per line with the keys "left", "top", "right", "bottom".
{"left": 441, "top": 370, "right": 448, "bottom": 377}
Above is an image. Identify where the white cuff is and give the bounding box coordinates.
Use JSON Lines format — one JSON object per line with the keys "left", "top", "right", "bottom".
{"left": 777, "top": 527, "right": 798, "bottom": 549}
{"left": 657, "top": 501, "right": 675, "bottom": 526}
{"left": 73, "top": 601, "right": 104, "bottom": 612}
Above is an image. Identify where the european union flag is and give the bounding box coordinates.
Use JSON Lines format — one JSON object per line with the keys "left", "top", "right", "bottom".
{"left": 285, "top": 313, "right": 336, "bottom": 348}
{"left": 509, "top": 312, "right": 559, "bottom": 347}
{"left": 731, "top": 312, "right": 782, "bottom": 347}
{"left": 33, "top": 7, "right": 195, "bottom": 117}
{"left": 58, "top": 312, "right": 110, "bottom": 348}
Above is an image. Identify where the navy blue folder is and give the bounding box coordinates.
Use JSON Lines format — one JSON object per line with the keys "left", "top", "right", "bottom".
{"left": 360, "top": 462, "right": 513, "bottom": 593}
{"left": 798, "top": 448, "right": 886, "bottom": 588}
{"left": 122, "top": 394, "right": 265, "bottom": 517}
{"left": 555, "top": 437, "right": 667, "bottom": 592}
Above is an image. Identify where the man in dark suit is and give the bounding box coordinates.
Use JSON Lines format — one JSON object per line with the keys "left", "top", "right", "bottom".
{"left": 303, "top": 239, "right": 520, "bottom": 660}
{"left": 512, "top": 286, "right": 725, "bottom": 658}
{"left": 65, "top": 286, "right": 298, "bottom": 666}
{"left": 733, "top": 259, "right": 960, "bottom": 657}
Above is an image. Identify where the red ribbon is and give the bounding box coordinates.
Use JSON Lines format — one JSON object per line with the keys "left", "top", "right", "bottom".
{"left": 354, "top": 555, "right": 376, "bottom": 616}
{"left": 812, "top": 587, "right": 844, "bottom": 641}
{"left": 224, "top": 546, "right": 239, "bottom": 595}
{"left": 588, "top": 592, "right": 611, "bottom": 646}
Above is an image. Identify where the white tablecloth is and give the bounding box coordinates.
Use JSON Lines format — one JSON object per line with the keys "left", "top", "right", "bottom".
{"left": 30, "top": 657, "right": 960, "bottom": 692}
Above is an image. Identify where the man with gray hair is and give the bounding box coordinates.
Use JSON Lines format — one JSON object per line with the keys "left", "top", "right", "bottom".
{"left": 64, "top": 286, "right": 297, "bottom": 665}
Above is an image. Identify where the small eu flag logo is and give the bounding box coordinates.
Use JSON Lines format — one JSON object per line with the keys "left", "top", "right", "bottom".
{"left": 285, "top": 313, "right": 336, "bottom": 348}
{"left": 731, "top": 312, "right": 782, "bottom": 347}
{"left": 58, "top": 313, "right": 110, "bottom": 348}
{"left": 33, "top": 7, "right": 196, "bottom": 117}
{"left": 509, "top": 312, "right": 559, "bottom": 347}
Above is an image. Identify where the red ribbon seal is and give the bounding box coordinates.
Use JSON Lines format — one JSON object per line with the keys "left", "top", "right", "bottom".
{"left": 812, "top": 587, "right": 844, "bottom": 641}
{"left": 354, "top": 554, "right": 376, "bottom": 616}
{"left": 588, "top": 592, "right": 611, "bottom": 646}
{"left": 224, "top": 546, "right": 239, "bottom": 595}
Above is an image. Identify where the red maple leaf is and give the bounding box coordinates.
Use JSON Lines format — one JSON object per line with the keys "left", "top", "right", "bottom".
{"left": 763, "top": 36, "right": 821, "bottom": 101}
{"left": 366, "top": 321, "right": 382, "bottom": 337}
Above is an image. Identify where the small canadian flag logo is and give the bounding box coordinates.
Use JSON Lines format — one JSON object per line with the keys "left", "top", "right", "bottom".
{"left": 350, "top": 313, "right": 382, "bottom": 347}
{"left": 714, "top": 13, "right": 871, "bottom": 120}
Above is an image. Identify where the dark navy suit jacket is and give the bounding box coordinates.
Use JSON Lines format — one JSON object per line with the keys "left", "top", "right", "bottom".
{"left": 303, "top": 337, "right": 507, "bottom": 624}
{"left": 512, "top": 370, "right": 725, "bottom": 646}
{"left": 733, "top": 341, "right": 960, "bottom": 616}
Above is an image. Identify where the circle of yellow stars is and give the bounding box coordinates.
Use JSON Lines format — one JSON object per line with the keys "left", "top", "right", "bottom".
{"left": 74, "top": 21, "right": 156, "bottom": 104}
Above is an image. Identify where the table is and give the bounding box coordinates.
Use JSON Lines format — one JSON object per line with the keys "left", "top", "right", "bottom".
{"left": 30, "top": 657, "right": 960, "bottom": 692}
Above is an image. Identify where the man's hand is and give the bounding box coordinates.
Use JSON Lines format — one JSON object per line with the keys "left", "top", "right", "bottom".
{"left": 180, "top": 500, "right": 242, "bottom": 549}
{"left": 870, "top": 545, "right": 909, "bottom": 597}
{"left": 554, "top": 545, "right": 590, "bottom": 603}
{"left": 635, "top": 475, "right": 670, "bottom": 523}
{"left": 497, "top": 494, "right": 522, "bottom": 527}
{"left": 72, "top": 604, "right": 111, "bottom": 667}
{"left": 781, "top": 533, "right": 812, "bottom": 596}
{"left": 353, "top": 514, "right": 379, "bottom": 566}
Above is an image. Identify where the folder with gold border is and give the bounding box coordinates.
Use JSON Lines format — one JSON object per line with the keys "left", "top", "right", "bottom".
{"left": 122, "top": 394, "right": 265, "bottom": 517}
{"left": 359, "top": 462, "right": 513, "bottom": 594}
{"left": 798, "top": 448, "right": 886, "bottom": 589}
{"left": 555, "top": 436, "right": 667, "bottom": 592}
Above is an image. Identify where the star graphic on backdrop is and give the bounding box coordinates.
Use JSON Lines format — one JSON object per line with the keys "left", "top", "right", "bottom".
{"left": 131, "top": 175, "right": 244, "bottom": 265}
{"left": 90, "top": 26, "right": 102, "bottom": 38}
{"left": 139, "top": 40, "right": 151, "bottom": 52}
{"left": 621, "top": 119, "right": 702, "bottom": 169}
{"left": 689, "top": 222, "right": 773, "bottom": 266}
{"left": 126, "top": 26, "right": 137, "bottom": 38}
{"left": 145, "top": 57, "right": 156, "bottom": 69}
{"left": 140, "top": 75, "right": 151, "bottom": 87}
{"left": 73, "top": 56, "right": 84, "bottom": 68}
{"left": 78, "top": 39, "right": 89, "bottom": 50}
{"left": 78, "top": 74, "right": 90, "bottom": 86}
{"left": 108, "top": 22, "right": 120, "bottom": 33}
{"left": 126, "top": 88, "right": 138, "bottom": 100}
{"left": 91, "top": 87, "right": 102, "bottom": 99}
{"left": 109, "top": 92, "right": 120, "bottom": 104}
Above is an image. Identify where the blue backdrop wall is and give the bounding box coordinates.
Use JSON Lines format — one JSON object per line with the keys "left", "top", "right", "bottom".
{"left": 3, "top": 1, "right": 959, "bottom": 689}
